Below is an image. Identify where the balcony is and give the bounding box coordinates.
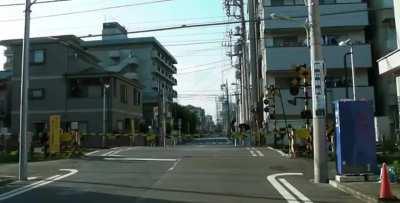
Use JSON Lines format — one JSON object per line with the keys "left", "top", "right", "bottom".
{"left": 274, "top": 86, "right": 375, "bottom": 116}
{"left": 266, "top": 44, "right": 372, "bottom": 71}
{"left": 264, "top": 1, "right": 369, "bottom": 30}
{"left": 152, "top": 52, "right": 177, "bottom": 74}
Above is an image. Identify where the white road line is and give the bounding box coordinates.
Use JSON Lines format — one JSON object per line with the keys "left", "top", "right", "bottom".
{"left": 27, "top": 177, "right": 39, "bottom": 181}
{"left": 255, "top": 150, "right": 264, "bottom": 157}
{"left": 249, "top": 150, "right": 257, "bottom": 157}
{"left": 267, "top": 173, "right": 305, "bottom": 203}
{"left": 101, "top": 150, "right": 116, "bottom": 156}
{"left": 0, "top": 169, "right": 78, "bottom": 201}
{"left": 279, "top": 178, "right": 313, "bottom": 203}
{"left": 110, "top": 150, "right": 122, "bottom": 156}
{"left": 168, "top": 159, "right": 181, "bottom": 171}
{"left": 84, "top": 150, "right": 100, "bottom": 156}
{"left": 267, "top": 146, "right": 289, "bottom": 157}
{"left": 104, "top": 157, "right": 177, "bottom": 162}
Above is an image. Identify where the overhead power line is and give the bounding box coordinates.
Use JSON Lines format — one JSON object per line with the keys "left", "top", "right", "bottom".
{"left": 65, "top": 9, "right": 380, "bottom": 39}
{"left": 0, "top": 0, "right": 173, "bottom": 22}
{"left": 0, "top": 0, "right": 71, "bottom": 7}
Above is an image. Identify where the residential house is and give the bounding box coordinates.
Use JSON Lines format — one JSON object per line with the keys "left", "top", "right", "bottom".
{"left": 0, "top": 35, "right": 143, "bottom": 137}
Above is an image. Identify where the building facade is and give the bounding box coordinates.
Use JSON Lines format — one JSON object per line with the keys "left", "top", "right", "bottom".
{"left": 262, "top": 0, "right": 375, "bottom": 129}
{"left": 0, "top": 35, "right": 143, "bottom": 136}
{"left": 369, "top": 0, "right": 397, "bottom": 140}
{"left": 377, "top": 0, "right": 400, "bottom": 142}
{"left": 83, "top": 22, "right": 178, "bottom": 127}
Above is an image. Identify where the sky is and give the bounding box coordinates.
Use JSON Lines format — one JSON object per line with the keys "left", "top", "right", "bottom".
{"left": 0, "top": 0, "right": 239, "bottom": 121}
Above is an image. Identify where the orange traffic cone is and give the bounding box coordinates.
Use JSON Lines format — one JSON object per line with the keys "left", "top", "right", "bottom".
{"left": 379, "top": 163, "right": 395, "bottom": 200}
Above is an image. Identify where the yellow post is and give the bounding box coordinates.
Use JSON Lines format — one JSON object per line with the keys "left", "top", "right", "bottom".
{"left": 49, "top": 115, "right": 61, "bottom": 154}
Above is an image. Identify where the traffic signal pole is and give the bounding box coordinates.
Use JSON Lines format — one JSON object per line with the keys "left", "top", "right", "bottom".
{"left": 308, "top": 0, "right": 328, "bottom": 183}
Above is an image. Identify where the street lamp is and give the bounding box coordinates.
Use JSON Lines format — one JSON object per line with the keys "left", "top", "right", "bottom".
{"left": 339, "top": 39, "right": 356, "bottom": 100}
{"left": 102, "top": 83, "right": 110, "bottom": 147}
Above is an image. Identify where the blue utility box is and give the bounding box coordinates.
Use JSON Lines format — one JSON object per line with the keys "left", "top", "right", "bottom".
{"left": 334, "top": 100, "right": 377, "bottom": 175}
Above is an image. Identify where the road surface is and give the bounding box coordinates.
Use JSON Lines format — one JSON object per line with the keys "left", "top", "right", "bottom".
{"left": 0, "top": 138, "right": 360, "bottom": 202}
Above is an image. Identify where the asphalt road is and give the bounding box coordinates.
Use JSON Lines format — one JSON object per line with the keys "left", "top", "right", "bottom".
{"left": 0, "top": 139, "right": 361, "bottom": 203}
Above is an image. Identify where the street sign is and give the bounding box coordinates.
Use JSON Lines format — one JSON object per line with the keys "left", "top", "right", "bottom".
{"left": 313, "top": 61, "right": 326, "bottom": 117}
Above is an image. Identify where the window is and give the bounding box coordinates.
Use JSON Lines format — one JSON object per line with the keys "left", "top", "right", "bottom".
{"left": 30, "top": 50, "right": 45, "bottom": 64}
{"left": 113, "top": 79, "right": 117, "bottom": 97}
{"left": 273, "top": 36, "right": 299, "bottom": 47}
{"left": 70, "top": 80, "right": 88, "bottom": 98}
{"left": 29, "top": 88, "right": 45, "bottom": 100}
{"left": 117, "top": 120, "right": 124, "bottom": 130}
{"left": 133, "top": 88, "right": 141, "bottom": 106}
{"left": 120, "top": 84, "right": 128, "bottom": 104}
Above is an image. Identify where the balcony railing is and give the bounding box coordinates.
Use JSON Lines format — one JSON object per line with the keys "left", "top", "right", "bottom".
{"left": 264, "top": 1, "right": 368, "bottom": 30}
{"left": 266, "top": 44, "right": 372, "bottom": 71}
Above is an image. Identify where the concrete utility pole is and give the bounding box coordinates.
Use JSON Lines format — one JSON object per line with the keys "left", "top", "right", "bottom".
{"left": 248, "top": 0, "right": 258, "bottom": 145}
{"left": 225, "top": 81, "right": 231, "bottom": 137}
{"left": 18, "top": 0, "right": 34, "bottom": 181}
{"left": 308, "top": 0, "right": 328, "bottom": 183}
{"left": 239, "top": 0, "right": 249, "bottom": 124}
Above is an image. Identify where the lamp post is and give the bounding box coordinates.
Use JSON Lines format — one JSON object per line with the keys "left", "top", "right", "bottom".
{"left": 339, "top": 39, "right": 356, "bottom": 100}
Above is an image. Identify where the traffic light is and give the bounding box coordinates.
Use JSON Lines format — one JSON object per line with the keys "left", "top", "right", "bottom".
{"left": 296, "top": 64, "right": 310, "bottom": 80}
{"left": 290, "top": 78, "right": 300, "bottom": 96}
{"left": 301, "top": 110, "right": 312, "bottom": 119}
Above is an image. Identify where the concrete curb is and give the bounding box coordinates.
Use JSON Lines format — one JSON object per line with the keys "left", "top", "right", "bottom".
{"left": 329, "top": 180, "right": 378, "bottom": 203}
{"left": 0, "top": 177, "right": 15, "bottom": 186}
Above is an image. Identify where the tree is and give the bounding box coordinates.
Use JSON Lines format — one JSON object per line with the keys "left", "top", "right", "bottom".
{"left": 171, "top": 103, "right": 199, "bottom": 134}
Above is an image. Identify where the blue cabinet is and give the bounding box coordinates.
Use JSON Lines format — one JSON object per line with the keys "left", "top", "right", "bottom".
{"left": 334, "top": 100, "right": 377, "bottom": 175}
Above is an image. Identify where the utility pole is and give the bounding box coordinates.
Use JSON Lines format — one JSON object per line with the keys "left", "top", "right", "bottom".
{"left": 248, "top": 0, "right": 258, "bottom": 144}
{"left": 308, "top": 0, "right": 328, "bottom": 183}
{"left": 225, "top": 81, "right": 231, "bottom": 137}
{"left": 239, "top": 0, "right": 250, "bottom": 124}
{"left": 18, "top": 0, "right": 34, "bottom": 181}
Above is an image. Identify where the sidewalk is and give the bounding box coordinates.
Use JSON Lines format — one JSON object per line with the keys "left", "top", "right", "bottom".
{"left": 266, "top": 146, "right": 400, "bottom": 202}
{"left": 329, "top": 180, "right": 400, "bottom": 203}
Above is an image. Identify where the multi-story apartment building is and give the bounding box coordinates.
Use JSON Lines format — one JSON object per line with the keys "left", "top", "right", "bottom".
{"left": 378, "top": 0, "right": 400, "bottom": 142}
{"left": 84, "top": 22, "right": 178, "bottom": 126}
{"left": 186, "top": 105, "right": 206, "bottom": 132}
{"left": 262, "top": 0, "right": 375, "bottom": 129}
{"left": 0, "top": 35, "right": 143, "bottom": 136}
{"left": 369, "top": 0, "right": 397, "bottom": 140}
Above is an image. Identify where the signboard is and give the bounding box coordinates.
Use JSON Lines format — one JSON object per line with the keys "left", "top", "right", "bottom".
{"left": 49, "top": 115, "right": 61, "bottom": 154}
{"left": 313, "top": 61, "right": 326, "bottom": 117}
